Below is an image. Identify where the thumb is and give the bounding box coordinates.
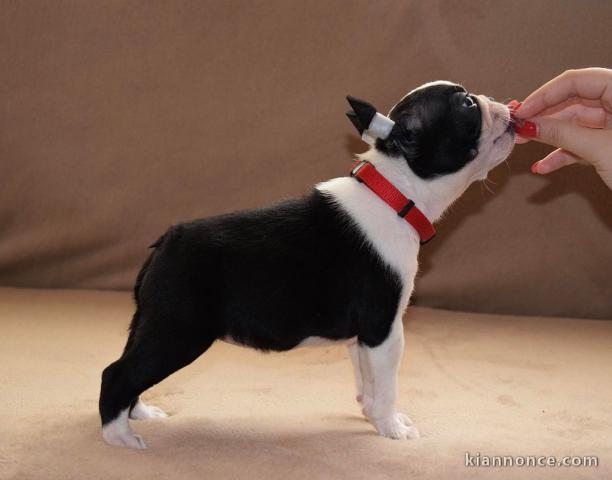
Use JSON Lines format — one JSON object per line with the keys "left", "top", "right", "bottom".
{"left": 531, "top": 117, "right": 604, "bottom": 167}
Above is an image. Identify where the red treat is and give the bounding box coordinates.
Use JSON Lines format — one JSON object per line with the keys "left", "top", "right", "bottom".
{"left": 507, "top": 99, "right": 537, "bottom": 138}
{"left": 507, "top": 99, "right": 522, "bottom": 112}
{"left": 514, "top": 120, "right": 538, "bottom": 138}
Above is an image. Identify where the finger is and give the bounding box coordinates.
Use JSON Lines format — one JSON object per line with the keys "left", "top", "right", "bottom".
{"left": 536, "top": 96, "right": 604, "bottom": 116}
{"left": 515, "top": 68, "right": 612, "bottom": 119}
{"left": 546, "top": 104, "right": 609, "bottom": 129}
{"left": 518, "top": 68, "right": 612, "bottom": 117}
{"left": 531, "top": 148, "right": 580, "bottom": 174}
{"left": 530, "top": 117, "right": 607, "bottom": 166}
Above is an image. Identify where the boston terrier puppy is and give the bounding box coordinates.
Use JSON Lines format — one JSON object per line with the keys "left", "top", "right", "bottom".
{"left": 99, "top": 81, "right": 515, "bottom": 449}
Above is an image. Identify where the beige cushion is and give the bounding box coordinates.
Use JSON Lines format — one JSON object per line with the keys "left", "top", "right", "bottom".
{"left": 2, "top": 287, "right": 610, "bottom": 478}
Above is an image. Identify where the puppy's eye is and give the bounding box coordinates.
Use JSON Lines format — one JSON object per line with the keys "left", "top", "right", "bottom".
{"left": 462, "top": 95, "right": 477, "bottom": 109}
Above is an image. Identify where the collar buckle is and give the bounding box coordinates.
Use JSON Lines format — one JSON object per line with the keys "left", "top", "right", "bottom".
{"left": 350, "top": 160, "right": 370, "bottom": 181}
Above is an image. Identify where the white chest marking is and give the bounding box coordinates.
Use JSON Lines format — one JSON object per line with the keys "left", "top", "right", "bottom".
{"left": 316, "top": 173, "right": 419, "bottom": 312}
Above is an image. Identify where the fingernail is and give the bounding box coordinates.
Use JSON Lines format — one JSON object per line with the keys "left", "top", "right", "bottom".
{"left": 514, "top": 120, "right": 537, "bottom": 138}
{"left": 531, "top": 161, "right": 540, "bottom": 174}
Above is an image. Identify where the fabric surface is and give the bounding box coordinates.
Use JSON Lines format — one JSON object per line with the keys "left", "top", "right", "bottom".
{"left": 1, "top": 1, "right": 611, "bottom": 318}
{"left": 1, "top": 287, "right": 611, "bottom": 480}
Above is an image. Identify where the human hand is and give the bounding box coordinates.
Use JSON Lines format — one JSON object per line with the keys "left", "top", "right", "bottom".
{"left": 514, "top": 68, "right": 612, "bottom": 190}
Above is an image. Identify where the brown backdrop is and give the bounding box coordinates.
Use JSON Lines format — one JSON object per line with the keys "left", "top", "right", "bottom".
{"left": 1, "top": 0, "right": 611, "bottom": 319}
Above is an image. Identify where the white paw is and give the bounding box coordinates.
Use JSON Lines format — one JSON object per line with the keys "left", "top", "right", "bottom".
{"left": 129, "top": 400, "right": 168, "bottom": 420}
{"left": 397, "top": 412, "right": 414, "bottom": 426}
{"left": 102, "top": 408, "right": 147, "bottom": 449}
{"left": 102, "top": 429, "right": 147, "bottom": 449}
{"left": 373, "top": 413, "right": 420, "bottom": 440}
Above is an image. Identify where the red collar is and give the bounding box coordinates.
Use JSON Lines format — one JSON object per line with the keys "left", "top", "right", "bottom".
{"left": 350, "top": 160, "right": 436, "bottom": 245}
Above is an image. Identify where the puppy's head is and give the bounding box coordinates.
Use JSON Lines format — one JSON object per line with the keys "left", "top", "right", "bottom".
{"left": 376, "top": 81, "right": 514, "bottom": 182}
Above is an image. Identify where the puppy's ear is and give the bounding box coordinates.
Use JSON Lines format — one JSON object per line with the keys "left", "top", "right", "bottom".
{"left": 345, "top": 96, "right": 376, "bottom": 135}
{"left": 346, "top": 96, "right": 395, "bottom": 145}
{"left": 346, "top": 110, "right": 364, "bottom": 135}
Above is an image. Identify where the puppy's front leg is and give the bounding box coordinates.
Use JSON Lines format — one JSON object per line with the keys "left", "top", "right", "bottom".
{"left": 349, "top": 342, "right": 375, "bottom": 420}
{"left": 348, "top": 342, "right": 364, "bottom": 404}
{"left": 360, "top": 317, "right": 419, "bottom": 440}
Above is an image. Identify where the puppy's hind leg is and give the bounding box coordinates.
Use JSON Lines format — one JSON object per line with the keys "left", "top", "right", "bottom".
{"left": 129, "top": 399, "right": 169, "bottom": 420}
{"left": 99, "top": 315, "right": 215, "bottom": 449}
{"left": 123, "top": 313, "right": 169, "bottom": 421}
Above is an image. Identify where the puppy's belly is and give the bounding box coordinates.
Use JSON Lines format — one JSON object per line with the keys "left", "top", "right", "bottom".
{"left": 296, "top": 336, "right": 357, "bottom": 348}
{"left": 220, "top": 335, "right": 357, "bottom": 349}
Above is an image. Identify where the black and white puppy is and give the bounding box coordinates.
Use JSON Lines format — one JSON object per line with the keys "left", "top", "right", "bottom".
{"left": 99, "top": 81, "right": 515, "bottom": 449}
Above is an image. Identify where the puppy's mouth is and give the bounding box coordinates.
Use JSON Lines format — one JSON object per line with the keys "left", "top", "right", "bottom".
{"left": 491, "top": 103, "right": 515, "bottom": 144}
{"left": 493, "top": 123, "right": 515, "bottom": 144}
